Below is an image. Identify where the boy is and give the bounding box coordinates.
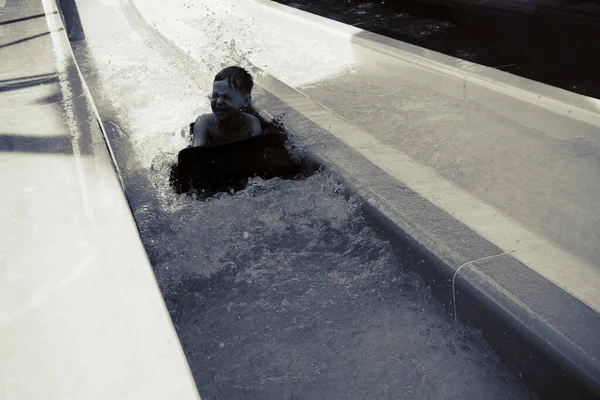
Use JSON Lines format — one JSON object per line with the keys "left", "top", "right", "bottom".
{"left": 191, "top": 66, "right": 263, "bottom": 147}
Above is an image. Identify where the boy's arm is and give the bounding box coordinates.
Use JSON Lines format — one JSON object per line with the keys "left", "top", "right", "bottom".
{"left": 191, "top": 115, "right": 209, "bottom": 147}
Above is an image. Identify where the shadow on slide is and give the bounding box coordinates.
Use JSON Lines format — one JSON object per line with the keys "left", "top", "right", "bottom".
{"left": 56, "top": 0, "right": 85, "bottom": 40}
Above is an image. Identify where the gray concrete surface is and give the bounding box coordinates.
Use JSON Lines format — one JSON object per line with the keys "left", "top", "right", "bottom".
{"left": 0, "top": 1, "right": 200, "bottom": 398}
{"left": 0, "top": 0, "right": 7, "bottom": 19}
{"left": 299, "top": 63, "right": 600, "bottom": 273}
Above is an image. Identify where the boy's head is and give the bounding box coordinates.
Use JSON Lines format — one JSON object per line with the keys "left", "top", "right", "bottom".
{"left": 210, "top": 66, "right": 254, "bottom": 122}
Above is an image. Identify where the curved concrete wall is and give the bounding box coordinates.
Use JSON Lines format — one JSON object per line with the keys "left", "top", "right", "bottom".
{"left": 0, "top": 1, "right": 200, "bottom": 399}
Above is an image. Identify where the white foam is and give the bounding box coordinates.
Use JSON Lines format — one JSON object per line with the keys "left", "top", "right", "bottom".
{"left": 132, "top": 0, "right": 359, "bottom": 88}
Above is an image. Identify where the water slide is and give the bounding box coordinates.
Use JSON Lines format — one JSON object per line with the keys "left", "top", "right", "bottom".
{"left": 2, "top": 0, "right": 599, "bottom": 398}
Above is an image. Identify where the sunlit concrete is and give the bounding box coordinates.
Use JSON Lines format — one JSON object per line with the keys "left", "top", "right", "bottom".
{"left": 0, "top": 1, "right": 200, "bottom": 399}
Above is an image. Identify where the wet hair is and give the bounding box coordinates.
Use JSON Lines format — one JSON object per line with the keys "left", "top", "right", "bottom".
{"left": 214, "top": 66, "right": 254, "bottom": 96}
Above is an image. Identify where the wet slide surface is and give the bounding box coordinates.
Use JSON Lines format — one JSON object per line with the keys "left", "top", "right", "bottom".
{"left": 65, "top": 0, "right": 536, "bottom": 398}
{"left": 119, "top": 0, "right": 600, "bottom": 284}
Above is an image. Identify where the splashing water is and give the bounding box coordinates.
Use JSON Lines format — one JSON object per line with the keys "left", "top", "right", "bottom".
{"left": 143, "top": 158, "right": 531, "bottom": 400}
{"left": 70, "top": 0, "right": 534, "bottom": 398}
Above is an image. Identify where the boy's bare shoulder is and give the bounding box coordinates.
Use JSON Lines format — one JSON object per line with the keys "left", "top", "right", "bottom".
{"left": 195, "top": 113, "right": 216, "bottom": 125}
{"left": 241, "top": 112, "right": 262, "bottom": 135}
{"left": 241, "top": 112, "right": 259, "bottom": 121}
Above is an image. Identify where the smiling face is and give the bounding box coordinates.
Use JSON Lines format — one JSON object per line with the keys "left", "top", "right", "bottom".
{"left": 210, "top": 79, "right": 248, "bottom": 122}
